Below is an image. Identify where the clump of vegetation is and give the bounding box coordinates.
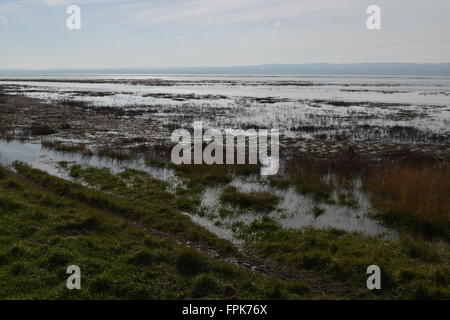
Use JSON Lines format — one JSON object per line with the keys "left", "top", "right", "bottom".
{"left": 267, "top": 176, "right": 290, "bottom": 189}
{"left": 0, "top": 167, "right": 6, "bottom": 180}
{"left": 231, "top": 164, "right": 261, "bottom": 176}
{"left": 0, "top": 92, "right": 8, "bottom": 104}
{"left": 96, "top": 147, "right": 133, "bottom": 161}
{"left": 220, "top": 186, "right": 280, "bottom": 212}
{"left": 338, "top": 192, "right": 359, "bottom": 209}
{"left": 173, "top": 164, "right": 232, "bottom": 186}
{"left": 26, "top": 123, "right": 56, "bottom": 136}
{"left": 42, "top": 140, "right": 93, "bottom": 156}
{"left": 282, "top": 151, "right": 450, "bottom": 241}
{"left": 58, "top": 99, "right": 92, "bottom": 108}
{"left": 285, "top": 159, "right": 335, "bottom": 201}
{"left": 282, "top": 150, "right": 363, "bottom": 203}
{"left": 364, "top": 162, "right": 450, "bottom": 240}
{"left": 311, "top": 206, "right": 325, "bottom": 218}
{"left": 126, "top": 249, "right": 168, "bottom": 266}
{"left": 69, "top": 165, "right": 126, "bottom": 192}
{"left": 191, "top": 274, "right": 222, "bottom": 298}
{"left": 176, "top": 249, "right": 210, "bottom": 276}
{"left": 173, "top": 163, "right": 261, "bottom": 187}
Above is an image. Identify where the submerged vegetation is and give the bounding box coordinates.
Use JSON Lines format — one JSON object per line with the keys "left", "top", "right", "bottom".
{"left": 96, "top": 147, "right": 134, "bottom": 161}
{"left": 42, "top": 140, "right": 93, "bottom": 156}
{"left": 270, "top": 151, "right": 450, "bottom": 241}
{"left": 220, "top": 186, "right": 280, "bottom": 212}
{"left": 172, "top": 163, "right": 261, "bottom": 187}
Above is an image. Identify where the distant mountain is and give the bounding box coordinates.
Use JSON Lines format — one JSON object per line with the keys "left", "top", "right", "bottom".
{"left": 1, "top": 63, "right": 450, "bottom": 76}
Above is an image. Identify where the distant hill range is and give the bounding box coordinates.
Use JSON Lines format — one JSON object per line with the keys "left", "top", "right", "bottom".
{"left": 2, "top": 63, "right": 450, "bottom": 76}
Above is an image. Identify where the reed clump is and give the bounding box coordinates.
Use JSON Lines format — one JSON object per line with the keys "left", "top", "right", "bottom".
{"left": 363, "top": 162, "right": 450, "bottom": 239}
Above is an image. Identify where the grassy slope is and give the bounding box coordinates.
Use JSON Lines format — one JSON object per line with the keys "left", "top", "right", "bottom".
{"left": 236, "top": 217, "right": 450, "bottom": 299}
{"left": 0, "top": 165, "right": 305, "bottom": 299}
{"left": 3, "top": 163, "right": 450, "bottom": 300}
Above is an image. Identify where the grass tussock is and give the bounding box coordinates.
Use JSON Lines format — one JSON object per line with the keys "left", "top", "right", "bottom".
{"left": 42, "top": 140, "right": 93, "bottom": 156}
{"left": 0, "top": 93, "right": 8, "bottom": 104}
{"left": 220, "top": 186, "right": 280, "bottom": 212}
{"left": 174, "top": 164, "right": 232, "bottom": 186}
{"left": 26, "top": 123, "right": 56, "bottom": 136}
{"left": 96, "top": 147, "right": 134, "bottom": 161}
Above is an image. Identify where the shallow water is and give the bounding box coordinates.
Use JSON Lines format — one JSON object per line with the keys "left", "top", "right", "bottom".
{"left": 0, "top": 139, "right": 396, "bottom": 242}
{"left": 2, "top": 75, "right": 449, "bottom": 146}
{"left": 2, "top": 74, "right": 450, "bottom": 106}
{"left": 0, "top": 139, "right": 175, "bottom": 182}
{"left": 201, "top": 176, "right": 394, "bottom": 239}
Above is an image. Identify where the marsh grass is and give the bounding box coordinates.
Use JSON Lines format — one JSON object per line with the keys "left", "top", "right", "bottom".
{"left": 236, "top": 216, "right": 450, "bottom": 299}
{"left": 13, "top": 162, "right": 234, "bottom": 255}
{"left": 0, "top": 165, "right": 302, "bottom": 299}
{"left": 363, "top": 162, "right": 450, "bottom": 240}
{"left": 58, "top": 99, "right": 92, "bottom": 108}
{"left": 96, "top": 147, "right": 134, "bottom": 161}
{"left": 25, "top": 123, "right": 56, "bottom": 136}
{"left": 42, "top": 140, "right": 93, "bottom": 156}
{"left": 220, "top": 186, "right": 280, "bottom": 212}
{"left": 3, "top": 163, "right": 450, "bottom": 299}
{"left": 282, "top": 151, "right": 449, "bottom": 239}
{"left": 283, "top": 150, "right": 363, "bottom": 203}
{"left": 0, "top": 93, "right": 8, "bottom": 104}
{"left": 311, "top": 206, "right": 325, "bottom": 218}
{"left": 174, "top": 164, "right": 232, "bottom": 186}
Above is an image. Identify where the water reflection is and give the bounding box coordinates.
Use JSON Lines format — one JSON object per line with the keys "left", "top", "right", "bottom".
{"left": 0, "top": 139, "right": 396, "bottom": 242}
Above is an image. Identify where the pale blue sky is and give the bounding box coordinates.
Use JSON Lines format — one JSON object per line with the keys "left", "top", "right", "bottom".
{"left": 1, "top": 0, "right": 449, "bottom": 69}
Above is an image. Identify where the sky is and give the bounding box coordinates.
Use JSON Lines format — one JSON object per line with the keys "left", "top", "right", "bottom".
{"left": 0, "top": 0, "right": 450, "bottom": 69}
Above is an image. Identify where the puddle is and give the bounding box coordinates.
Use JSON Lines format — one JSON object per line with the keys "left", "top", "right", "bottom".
{"left": 0, "top": 139, "right": 396, "bottom": 242}
{"left": 201, "top": 176, "right": 395, "bottom": 240}
{"left": 0, "top": 139, "right": 175, "bottom": 183}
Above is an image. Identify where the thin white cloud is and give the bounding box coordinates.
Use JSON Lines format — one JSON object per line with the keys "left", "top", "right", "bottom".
{"left": 0, "top": 16, "right": 7, "bottom": 24}
{"left": 0, "top": 0, "right": 123, "bottom": 10}
{"left": 2, "top": 0, "right": 450, "bottom": 69}
{"left": 124, "top": 0, "right": 351, "bottom": 28}
{"left": 42, "top": 0, "right": 123, "bottom": 6}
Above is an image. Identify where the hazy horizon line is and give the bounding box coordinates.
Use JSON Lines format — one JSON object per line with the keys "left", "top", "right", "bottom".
{"left": 2, "top": 63, "right": 450, "bottom": 77}
{"left": 2, "top": 62, "right": 450, "bottom": 72}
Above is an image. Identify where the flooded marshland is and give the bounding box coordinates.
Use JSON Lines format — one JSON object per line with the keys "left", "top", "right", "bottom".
{"left": 1, "top": 74, "right": 449, "bottom": 242}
